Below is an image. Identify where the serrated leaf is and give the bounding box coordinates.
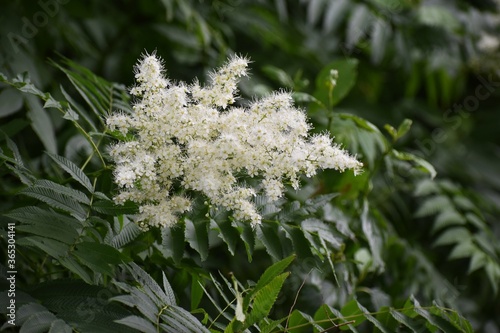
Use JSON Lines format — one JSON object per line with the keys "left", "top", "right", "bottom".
{"left": 34, "top": 179, "right": 90, "bottom": 205}
{"left": 468, "top": 251, "right": 487, "bottom": 273}
{"left": 246, "top": 272, "right": 289, "bottom": 327}
{"left": 20, "top": 186, "right": 87, "bottom": 221}
{"left": 91, "top": 200, "right": 139, "bottom": 215}
{"left": 257, "top": 223, "right": 283, "bottom": 260}
{"left": 162, "top": 223, "right": 185, "bottom": 264}
{"left": 414, "top": 195, "right": 451, "bottom": 218}
{"left": 73, "top": 242, "right": 125, "bottom": 276}
{"left": 323, "top": 0, "right": 350, "bottom": 33}
{"left": 356, "top": 301, "right": 390, "bottom": 333}
{"left": 191, "top": 276, "right": 204, "bottom": 311}
{"left": 346, "top": 4, "right": 373, "bottom": 48}
{"left": 164, "top": 306, "right": 210, "bottom": 333}
{"left": 115, "top": 315, "right": 157, "bottom": 333}
{"left": 48, "top": 319, "right": 72, "bottom": 333}
{"left": 283, "top": 225, "right": 314, "bottom": 259}
{"left": 58, "top": 256, "right": 93, "bottom": 285}
{"left": 448, "top": 240, "right": 476, "bottom": 260}
{"left": 185, "top": 218, "right": 209, "bottom": 261}
{"left": 361, "top": 201, "right": 385, "bottom": 271}
{"left": 414, "top": 179, "right": 439, "bottom": 196}
{"left": 307, "top": 0, "right": 325, "bottom": 26}
{"left": 432, "top": 209, "right": 466, "bottom": 233}
{"left": 389, "top": 309, "right": 422, "bottom": 332}
{"left": 253, "top": 255, "right": 295, "bottom": 298}
{"left": 340, "top": 300, "right": 365, "bottom": 327}
{"left": 26, "top": 95, "right": 57, "bottom": 154}
{"left": 411, "top": 298, "right": 462, "bottom": 333}
{"left": 21, "top": 236, "right": 70, "bottom": 259}
{"left": 0, "top": 87, "right": 23, "bottom": 117}
{"left": 63, "top": 107, "right": 80, "bottom": 121}
{"left": 46, "top": 152, "right": 94, "bottom": 192}
{"left": 111, "top": 222, "right": 142, "bottom": 249}
{"left": 371, "top": 19, "right": 391, "bottom": 64}
{"left": 162, "top": 271, "right": 177, "bottom": 306}
{"left": 17, "top": 303, "right": 49, "bottom": 325}
{"left": 433, "top": 227, "right": 470, "bottom": 247}
{"left": 20, "top": 310, "right": 57, "bottom": 333}
{"left": 392, "top": 150, "right": 436, "bottom": 179}
{"left": 301, "top": 218, "right": 343, "bottom": 250}
{"left": 287, "top": 309, "right": 314, "bottom": 333}
{"left": 16, "top": 217, "right": 78, "bottom": 244}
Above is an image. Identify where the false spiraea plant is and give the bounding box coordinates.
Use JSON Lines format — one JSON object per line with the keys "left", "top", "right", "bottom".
{"left": 107, "top": 54, "right": 362, "bottom": 229}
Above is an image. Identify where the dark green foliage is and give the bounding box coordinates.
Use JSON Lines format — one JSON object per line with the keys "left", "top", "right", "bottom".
{"left": 1, "top": 0, "right": 499, "bottom": 332}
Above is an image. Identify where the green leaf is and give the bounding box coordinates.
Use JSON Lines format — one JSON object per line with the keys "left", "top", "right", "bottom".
{"left": 432, "top": 209, "right": 466, "bottom": 233}
{"left": 417, "top": 6, "right": 461, "bottom": 31}
{"left": 292, "top": 92, "right": 323, "bottom": 106}
{"left": 33, "top": 179, "right": 90, "bottom": 205}
{"left": 301, "top": 218, "right": 343, "bottom": 250}
{"left": 162, "top": 272, "right": 176, "bottom": 305}
{"left": 115, "top": 316, "right": 157, "bottom": 333}
{"left": 162, "top": 223, "right": 186, "bottom": 264}
{"left": 371, "top": 19, "right": 391, "bottom": 64}
{"left": 287, "top": 309, "right": 313, "bottom": 333}
{"left": 58, "top": 256, "right": 93, "bottom": 284}
{"left": 236, "top": 220, "right": 255, "bottom": 262}
{"left": 361, "top": 201, "right": 385, "bottom": 271}
{"left": 262, "top": 65, "right": 294, "bottom": 87}
{"left": 16, "top": 217, "right": 78, "bottom": 244}
{"left": 110, "top": 222, "right": 142, "bottom": 249}
{"left": 347, "top": 4, "right": 373, "bottom": 47}
{"left": 340, "top": 300, "right": 365, "bottom": 328}
{"left": 191, "top": 276, "right": 204, "bottom": 311}
{"left": 0, "top": 87, "right": 23, "bottom": 118}
{"left": 253, "top": 255, "right": 295, "bottom": 297}
{"left": 323, "top": 0, "right": 350, "bottom": 33}
{"left": 415, "top": 195, "right": 451, "bottom": 218}
{"left": 356, "top": 301, "right": 390, "bottom": 333}
{"left": 314, "top": 59, "right": 358, "bottom": 108}
{"left": 25, "top": 95, "right": 57, "bottom": 154}
{"left": 283, "top": 225, "right": 314, "bottom": 259}
{"left": 213, "top": 218, "right": 239, "bottom": 256}
{"left": 384, "top": 124, "right": 397, "bottom": 141}
{"left": 17, "top": 303, "right": 50, "bottom": 325}
{"left": 389, "top": 309, "right": 423, "bottom": 332}
{"left": 20, "top": 236, "right": 69, "bottom": 259}
{"left": 257, "top": 223, "right": 283, "bottom": 260}
{"left": 73, "top": 242, "right": 126, "bottom": 276}
{"left": 20, "top": 186, "right": 87, "bottom": 221}
{"left": 411, "top": 296, "right": 462, "bottom": 333}
{"left": 396, "top": 119, "right": 413, "bottom": 139}
{"left": 433, "top": 227, "right": 470, "bottom": 247}
{"left": 246, "top": 272, "right": 289, "bottom": 327}
{"left": 185, "top": 218, "right": 209, "bottom": 261}
{"left": 392, "top": 150, "right": 437, "bottom": 179}
{"left": 163, "top": 306, "right": 211, "bottom": 333}
{"left": 91, "top": 200, "right": 139, "bottom": 215}
{"left": 48, "top": 319, "right": 72, "bottom": 333}
{"left": 19, "top": 310, "right": 57, "bottom": 333}
{"left": 46, "top": 152, "right": 94, "bottom": 193}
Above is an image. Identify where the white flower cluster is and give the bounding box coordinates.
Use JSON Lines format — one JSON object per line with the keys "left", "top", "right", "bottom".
{"left": 107, "top": 53, "right": 362, "bottom": 229}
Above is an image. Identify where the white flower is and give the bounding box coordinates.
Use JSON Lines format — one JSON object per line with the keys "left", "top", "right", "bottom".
{"left": 107, "top": 53, "right": 362, "bottom": 229}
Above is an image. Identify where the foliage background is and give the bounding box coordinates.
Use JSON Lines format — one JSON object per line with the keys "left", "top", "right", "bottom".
{"left": 1, "top": 0, "right": 499, "bottom": 332}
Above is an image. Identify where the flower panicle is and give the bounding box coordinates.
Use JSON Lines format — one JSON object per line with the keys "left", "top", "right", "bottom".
{"left": 107, "top": 53, "right": 362, "bottom": 229}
